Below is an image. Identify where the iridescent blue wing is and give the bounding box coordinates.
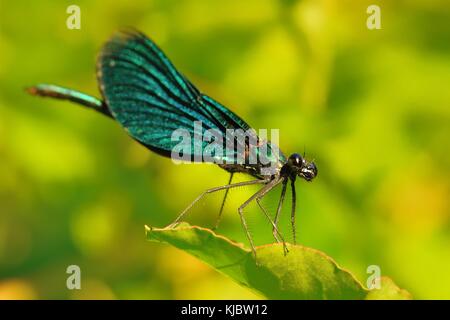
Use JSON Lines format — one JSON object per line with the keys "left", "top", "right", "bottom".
{"left": 97, "top": 30, "right": 251, "bottom": 160}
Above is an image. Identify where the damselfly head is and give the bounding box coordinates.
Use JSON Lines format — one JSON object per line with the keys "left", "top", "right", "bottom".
{"left": 287, "top": 153, "right": 318, "bottom": 181}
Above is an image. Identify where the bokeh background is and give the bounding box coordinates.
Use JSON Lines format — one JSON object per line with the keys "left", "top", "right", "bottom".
{"left": 1, "top": 0, "right": 449, "bottom": 299}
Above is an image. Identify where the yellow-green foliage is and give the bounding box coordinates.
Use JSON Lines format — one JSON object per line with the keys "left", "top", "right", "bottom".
{"left": 0, "top": 0, "right": 449, "bottom": 299}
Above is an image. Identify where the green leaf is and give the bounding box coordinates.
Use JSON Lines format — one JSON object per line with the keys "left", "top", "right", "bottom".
{"left": 145, "top": 223, "right": 411, "bottom": 300}
{"left": 365, "top": 277, "right": 413, "bottom": 300}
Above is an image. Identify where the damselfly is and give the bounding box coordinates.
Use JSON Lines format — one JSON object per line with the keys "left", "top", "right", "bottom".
{"left": 27, "top": 30, "right": 317, "bottom": 257}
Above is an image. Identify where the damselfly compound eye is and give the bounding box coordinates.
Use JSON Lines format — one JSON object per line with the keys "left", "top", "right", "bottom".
{"left": 288, "top": 153, "right": 303, "bottom": 167}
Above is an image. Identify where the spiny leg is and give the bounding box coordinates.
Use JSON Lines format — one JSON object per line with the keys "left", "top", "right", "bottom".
{"left": 290, "top": 179, "right": 297, "bottom": 244}
{"left": 255, "top": 196, "right": 288, "bottom": 255}
{"left": 256, "top": 199, "right": 281, "bottom": 243}
{"left": 272, "top": 179, "right": 288, "bottom": 242}
{"left": 238, "top": 178, "right": 284, "bottom": 259}
{"left": 168, "top": 178, "right": 269, "bottom": 228}
{"left": 213, "top": 173, "right": 234, "bottom": 230}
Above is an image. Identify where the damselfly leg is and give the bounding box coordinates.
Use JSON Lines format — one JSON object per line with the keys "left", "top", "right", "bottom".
{"left": 272, "top": 179, "right": 288, "bottom": 242}
{"left": 168, "top": 178, "right": 269, "bottom": 228}
{"left": 168, "top": 177, "right": 288, "bottom": 258}
{"left": 255, "top": 198, "right": 288, "bottom": 254}
{"left": 290, "top": 178, "right": 297, "bottom": 245}
{"left": 213, "top": 173, "right": 234, "bottom": 230}
{"left": 238, "top": 177, "right": 287, "bottom": 259}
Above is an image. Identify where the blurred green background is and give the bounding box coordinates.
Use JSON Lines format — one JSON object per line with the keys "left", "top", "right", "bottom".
{"left": 1, "top": 0, "right": 449, "bottom": 299}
